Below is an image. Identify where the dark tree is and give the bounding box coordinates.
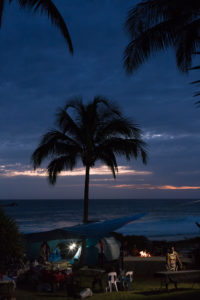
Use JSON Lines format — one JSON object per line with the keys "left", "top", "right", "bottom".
{"left": 0, "top": 205, "right": 24, "bottom": 272}
{"left": 0, "top": 0, "right": 73, "bottom": 53}
{"left": 32, "top": 97, "right": 147, "bottom": 223}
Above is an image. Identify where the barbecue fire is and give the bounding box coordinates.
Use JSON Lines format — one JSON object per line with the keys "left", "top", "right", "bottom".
{"left": 139, "top": 250, "right": 151, "bottom": 257}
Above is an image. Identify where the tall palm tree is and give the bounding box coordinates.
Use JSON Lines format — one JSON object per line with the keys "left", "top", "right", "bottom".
{"left": 124, "top": 0, "right": 200, "bottom": 74}
{"left": 31, "top": 97, "right": 147, "bottom": 223}
{"left": 0, "top": 0, "right": 73, "bottom": 53}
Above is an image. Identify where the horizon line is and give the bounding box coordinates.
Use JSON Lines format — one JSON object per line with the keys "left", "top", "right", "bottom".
{"left": 0, "top": 198, "right": 200, "bottom": 201}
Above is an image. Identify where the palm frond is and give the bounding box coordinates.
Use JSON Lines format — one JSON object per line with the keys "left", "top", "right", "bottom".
{"left": 16, "top": 0, "right": 73, "bottom": 53}
{"left": 124, "top": 0, "right": 200, "bottom": 73}
{"left": 98, "top": 138, "right": 148, "bottom": 164}
{"left": 39, "top": 130, "right": 76, "bottom": 144}
{"left": 92, "top": 96, "right": 122, "bottom": 117}
{"left": 189, "top": 66, "right": 200, "bottom": 71}
{"left": 124, "top": 20, "right": 177, "bottom": 73}
{"left": 190, "top": 78, "right": 200, "bottom": 98}
{"left": 175, "top": 19, "right": 200, "bottom": 72}
{"left": 194, "top": 92, "right": 200, "bottom": 97}
{"left": 31, "top": 130, "right": 81, "bottom": 169}
{"left": 95, "top": 118, "right": 141, "bottom": 143}
{"left": 96, "top": 150, "right": 118, "bottom": 178}
{"left": 0, "top": 0, "right": 5, "bottom": 26}
{"left": 126, "top": 0, "right": 200, "bottom": 38}
{"left": 56, "top": 109, "right": 82, "bottom": 141}
{"left": 190, "top": 80, "right": 200, "bottom": 84}
{"left": 195, "top": 99, "right": 200, "bottom": 106}
{"left": 64, "top": 97, "right": 84, "bottom": 114}
{"left": 47, "top": 155, "right": 77, "bottom": 184}
{"left": 62, "top": 98, "right": 87, "bottom": 130}
{"left": 140, "top": 148, "right": 148, "bottom": 164}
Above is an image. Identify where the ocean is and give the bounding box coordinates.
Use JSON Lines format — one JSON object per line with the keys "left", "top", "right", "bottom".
{"left": 1, "top": 199, "right": 200, "bottom": 241}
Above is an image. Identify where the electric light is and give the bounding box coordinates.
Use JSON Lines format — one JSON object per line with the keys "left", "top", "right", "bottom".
{"left": 69, "top": 242, "right": 77, "bottom": 251}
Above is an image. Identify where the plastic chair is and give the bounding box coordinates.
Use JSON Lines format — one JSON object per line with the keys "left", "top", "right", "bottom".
{"left": 125, "top": 271, "right": 134, "bottom": 290}
{"left": 118, "top": 269, "right": 127, "bottom": 290}
{"left": 126, "top": 271, "right": 134, "bottom": 281}
{"left": 106, "top": 272, "right": 118, "bottom": 292}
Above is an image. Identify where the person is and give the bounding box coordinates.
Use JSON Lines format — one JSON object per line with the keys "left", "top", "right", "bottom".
{"left": 166, "top": 246, "right": 182, "bottom": 271}
{"left": 98, "top": 240, "right": 104, "bottom": 268}
{"left": 119, "top": 242, "right": 125, "bottom": 270}
{"left": 132, "top": 244, "right": 139, "bottom": 256}
{"left": 40, "top": 241, "right": 50, "bottom": 263}
{"left": 118, "top": 269, "right": 126, "bottom": 290}
{"left": 49, "top": 246, "right": 61, "bottom": 262}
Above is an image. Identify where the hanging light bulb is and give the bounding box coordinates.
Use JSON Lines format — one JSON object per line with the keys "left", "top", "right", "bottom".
{"left": 68, "top": 242, "right": 77, "bottom": 251}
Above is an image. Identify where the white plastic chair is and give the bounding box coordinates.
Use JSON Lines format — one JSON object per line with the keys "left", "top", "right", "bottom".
{"left": 125, "top": 271, "right": 134, "bottom": 290}
{"left": 107, "top": 272, "right": 118, "bottom": 292}
{"left": 126, "top": 271, "right": 134, "bottom": 282}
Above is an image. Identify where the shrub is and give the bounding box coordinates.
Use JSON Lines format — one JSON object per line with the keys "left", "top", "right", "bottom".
{"left": 0, "top": 205, "right": 24, "bottom": 273}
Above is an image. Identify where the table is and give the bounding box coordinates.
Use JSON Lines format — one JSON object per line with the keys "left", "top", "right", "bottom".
{"left": 155, "top": 270, "right": 200, "bottom": 291}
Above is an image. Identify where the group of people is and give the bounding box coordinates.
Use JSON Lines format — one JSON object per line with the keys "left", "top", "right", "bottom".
{"left": 40, "top": 240, "right": 182, "bottom": 273}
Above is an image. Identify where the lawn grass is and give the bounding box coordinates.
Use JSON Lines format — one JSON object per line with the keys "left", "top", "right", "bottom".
{"left": 14, "top": 278, "right": 200, "bottom": 300}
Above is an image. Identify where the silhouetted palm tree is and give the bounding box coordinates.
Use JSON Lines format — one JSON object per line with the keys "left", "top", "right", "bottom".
{"left": 31, "top": 97, "right": 147, "bottom": 223}
{"left": 124, "top": 0, "right": 200, "bottom": 73}
{"left": 0, "top": 0, "right": 73, "bottom": 53}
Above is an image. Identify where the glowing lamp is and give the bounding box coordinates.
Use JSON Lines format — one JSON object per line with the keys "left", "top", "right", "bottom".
{"left": 69, "top": 242, "right": 77, "bottom": 251}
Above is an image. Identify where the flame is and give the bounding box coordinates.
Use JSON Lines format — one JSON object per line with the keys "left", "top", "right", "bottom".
{"left": 139, "top": 250, "right": 151, "bottom": 257}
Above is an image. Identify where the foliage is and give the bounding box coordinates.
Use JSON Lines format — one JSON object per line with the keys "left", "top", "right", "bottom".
{"left": 31, "top": 96, "right": 147, "bottom": 222}
{"left": 189, "top": 52, "right": 200, "bottom": 101}
{"left": 0, "top": 0, "right": 73, "bottom": 53}
{"left": 124, "top": 0, "right": 200, "bottom": 74}
{"left": 0, "top": 205, "right": 24, "bottom": 272}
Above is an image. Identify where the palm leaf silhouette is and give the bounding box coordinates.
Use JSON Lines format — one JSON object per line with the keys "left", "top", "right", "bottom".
{"left": 32, "top": 97, "right": 147, "bottom": 223}
{"left": 0, "top": 0, "right": 73, "bottom": 53}
{"left": 124, "top": 0, "right": 200, "bottom": 73}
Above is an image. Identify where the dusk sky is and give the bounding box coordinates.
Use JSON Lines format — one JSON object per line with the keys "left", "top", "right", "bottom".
{"left": 0, "top": 0, "right": 200, "bottom": 199}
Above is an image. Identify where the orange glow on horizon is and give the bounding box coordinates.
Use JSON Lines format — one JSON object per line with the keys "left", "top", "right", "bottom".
{"left": 0, "top": 165, "right": 152, "bottom": 178}
{"left": 113, "top": 184, "right": 200, "bottom": 190}
{"left": 159, "top": 185, "right": 200, "bottom": 190}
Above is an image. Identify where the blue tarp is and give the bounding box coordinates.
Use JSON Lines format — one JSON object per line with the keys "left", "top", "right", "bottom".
{"left": 25, "top": 213, "right": 145, "bottom": 261}
{"left": 64, "top": 213, "right": 145, "bottom": 238}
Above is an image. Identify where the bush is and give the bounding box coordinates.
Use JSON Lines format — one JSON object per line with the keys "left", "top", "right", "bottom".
{"left": 0, "top": 205, "right": 24, "bottom": 273}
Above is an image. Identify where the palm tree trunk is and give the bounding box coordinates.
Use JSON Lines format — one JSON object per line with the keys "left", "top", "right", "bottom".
{"left": 79, "top": 165, "right": 90, "bottom": 267}
{"left": 83, "top": 165, "right": 90, "bottom": 223}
